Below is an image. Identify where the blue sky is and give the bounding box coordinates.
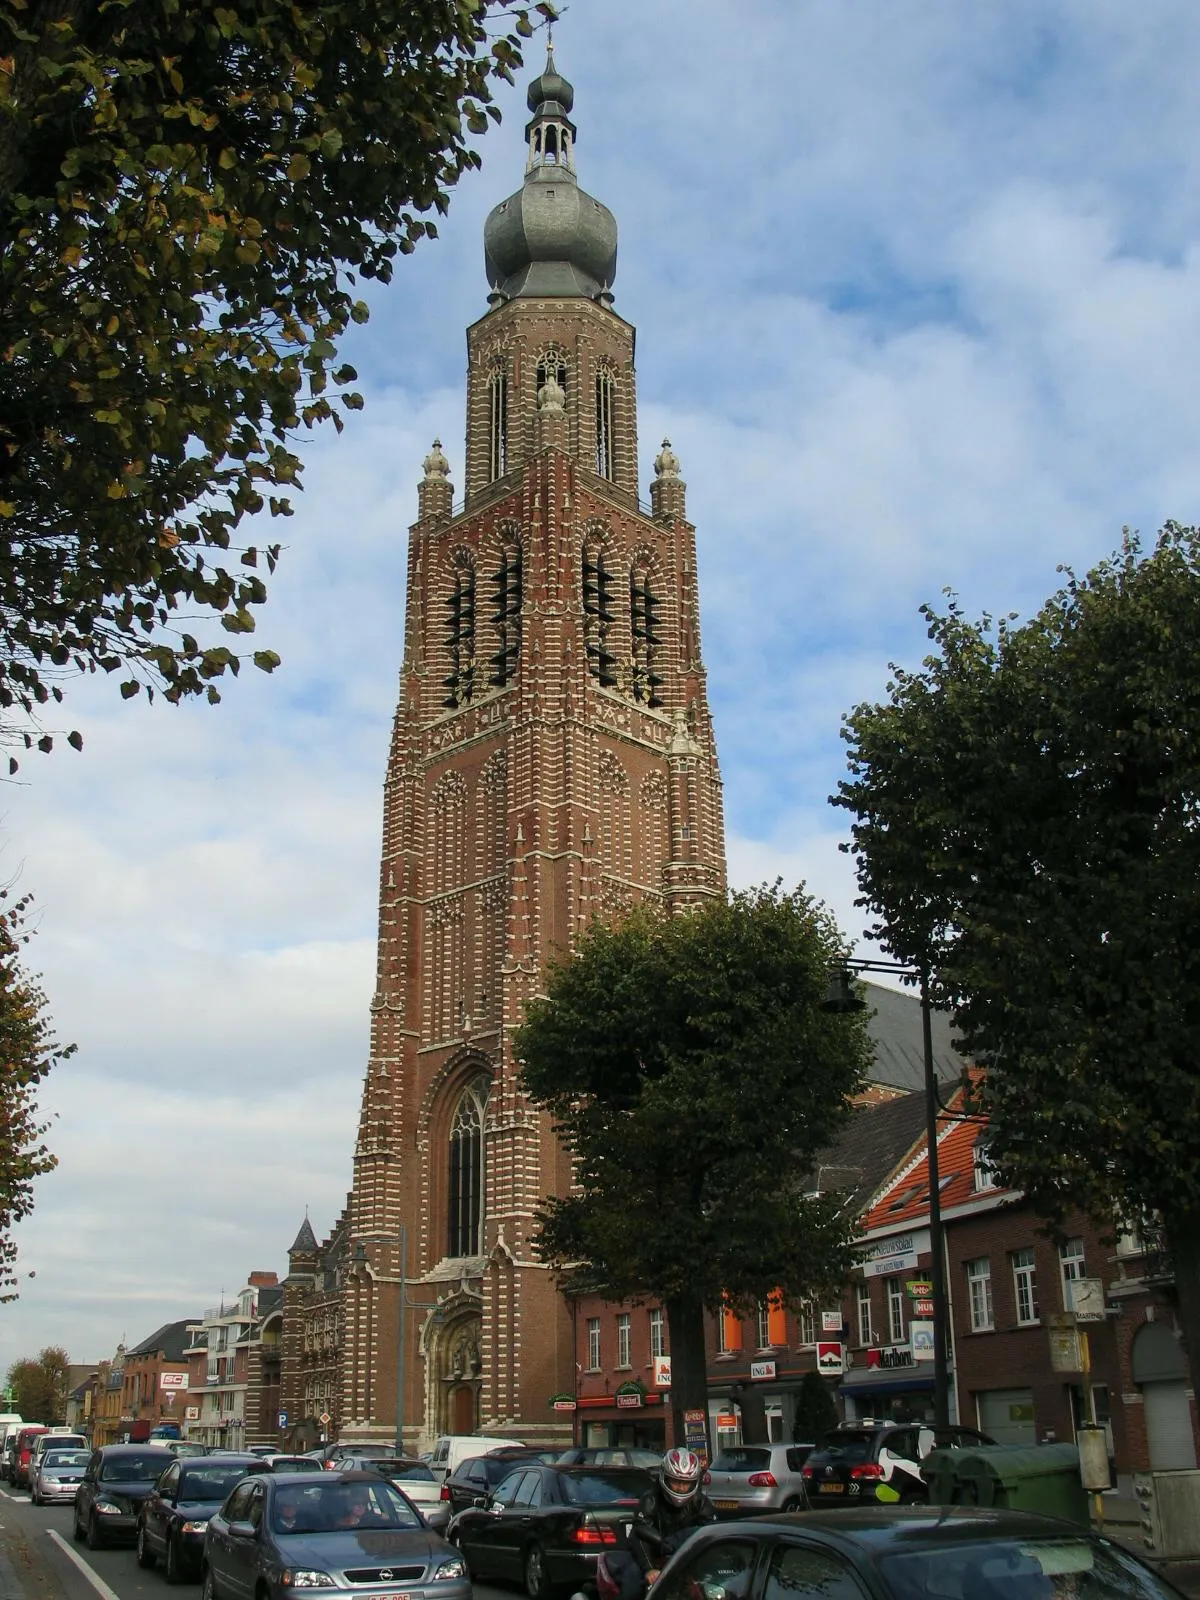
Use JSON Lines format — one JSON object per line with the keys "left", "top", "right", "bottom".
{"left": 1, "top": 0, "right": 1198, "bottom": 1377}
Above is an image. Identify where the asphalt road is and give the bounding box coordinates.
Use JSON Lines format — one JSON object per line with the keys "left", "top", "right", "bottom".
{"left": 0, "top": 1487, "right": 520, "bottom": 1600}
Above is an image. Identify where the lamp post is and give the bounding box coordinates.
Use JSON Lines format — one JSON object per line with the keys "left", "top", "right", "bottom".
{"left": 354, "top": 1226, "right": 441, "bottom": 1453}
{"left": 823, "top": 958, "right": 951, "bottom": 1431}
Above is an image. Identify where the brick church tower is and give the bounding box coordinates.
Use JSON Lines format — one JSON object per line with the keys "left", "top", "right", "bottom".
{"left": 340, "top": 48, "right": 726, "bottom": 1449}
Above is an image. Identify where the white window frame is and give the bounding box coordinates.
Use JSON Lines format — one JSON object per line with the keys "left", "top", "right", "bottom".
{"left": 649, "top": 1308, "right": 665, "bottom": 1360}
{"left": 887, "top": 1278, "right": 906, "bottom": 1345}
{"left": 973, "top": 1142, "right": 998, "bottom": 1192}
{"left": 797, "top": 1302, "right": 816, "bottom": 1348}
{"left": 616, "top": 1313, "right": 631, "bottom": 1369}
{"left": 586, "top": 1317, "right": 601, "bottom": 1371}
{"left": 856, "top": 1282, "right": 873, "bottom": 1347}
{"left": 757, "top": 1300, "right": 771, "bottom": 1350}
{"left": 966, "top": 1258, "right": 994, "bottom": 1332}
{"left": 1012, "top": 1247, "right": 1040, "bottom": 1325}
{"left": 715, "top": 1308, "right": 728, "bottom": 1355}
{"left": 1059, "top": 1238, "right": 1085, "bottom": 1307}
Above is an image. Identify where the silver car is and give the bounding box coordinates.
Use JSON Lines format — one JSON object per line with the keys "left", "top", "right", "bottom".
{"left": 31, "top": 1447, "right": 91, "bottom": 1506}
{"left": 202, "top": 1470, "right": 469, "bottom": 1600}
{"left": 704, "top": 1442, "right": 813, "bottom": 1516}
{"left": 356, "top": 1457, "right": 449, "bottom": 1531}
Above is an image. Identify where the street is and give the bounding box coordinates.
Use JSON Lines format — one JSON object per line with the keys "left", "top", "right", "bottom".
{"left": 0, "top": 1489, "right": 517, "bottom": 1600}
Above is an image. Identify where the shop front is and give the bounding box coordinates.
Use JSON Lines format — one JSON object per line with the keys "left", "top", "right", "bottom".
{"left": 575, "top": 1385, "right": 669, "bottom": 1451}
{"left": 839, "top": 1344, "right": 950, "bottom": 1424}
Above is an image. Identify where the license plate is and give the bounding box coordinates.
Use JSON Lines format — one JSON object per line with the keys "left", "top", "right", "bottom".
{"left": 375, "top": 1592, "right": 412, "bottom": 1599}
{"left": 818, "top": 1484, "right": 846, "bottom": 1495}
{"left": 714, "top": 1500, "right": 740, "bottom": 1511}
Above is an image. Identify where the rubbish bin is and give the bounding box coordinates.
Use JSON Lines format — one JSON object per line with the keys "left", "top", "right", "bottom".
{"left": 925, "top": 1443, "right": 1089, "bottom": 1526}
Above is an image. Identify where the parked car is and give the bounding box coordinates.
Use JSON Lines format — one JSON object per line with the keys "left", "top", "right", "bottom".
{"left": 11, "top": 1425, "right": 49, "bottom": 1489}
{"left": 137, "top": 1453, "right": 267, "bottom": 1581}
{"left": 645, "top": 1505, "right": 1181, "bottom": 1600}
{"left": 201, "top": 1469, "right": 469, "bottom": 1600}
{"left": 447, "top": 1462, "right": 654, "bottom": 1598}
{"left": 801, "top": 1424, "right": 994, "bottom": 1506}
{"left": 704, "top": 1443, "right": 813, "bottom": 1517}
{"left": 440, "top": 1450, "right": 552, "bottom": 1517}
{"left": 156, "top": 1441, "right": 211, "bottom": 1459}
{"left": 73, "top": 1444, "right": 175, "bottom": 1549}
{"left": 256, "top": 1454, "right": 326, "bottom": 1473}
{"left": 355, "top": 1457, "right": 449, "bottom": 1530}
{"left": 31, "top": 1447, "right": 91, "bottom": 1506}
{"left": 557, "top": 1448, "right": 664, "bottom": 1471}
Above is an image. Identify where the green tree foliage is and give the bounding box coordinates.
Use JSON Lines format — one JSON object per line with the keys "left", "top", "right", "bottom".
{"left": 6, "top": 1343, "right": 71, "bottom": 1420}
{"left": 793, "top": 1369, "right": 839, "bottom": 1444}
{"left": 0, "top": 0, "right": 549, "bottom": 754}
{"left": 0, "top": 887, "right": 71, "bottom": 1301}
{"left": 516, "top": 885, "right": 872, "bottom": 1445}
{"left": 835, "top": 523, "right": 1200, "bottom": 1378}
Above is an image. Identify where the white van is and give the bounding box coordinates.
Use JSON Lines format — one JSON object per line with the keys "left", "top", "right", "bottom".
{"left": 427, "top": 1434, "right": 525, "bottom": 1480}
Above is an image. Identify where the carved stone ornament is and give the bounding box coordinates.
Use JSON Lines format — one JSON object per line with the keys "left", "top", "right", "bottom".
{"left": 654, "top": 438, "right": 682, "bottom": 481}
{"left": 537, "top": 372, "right": 566, "bottom": 414}
{"left": 423, "top": 439, "right": 451, "bottom": 481}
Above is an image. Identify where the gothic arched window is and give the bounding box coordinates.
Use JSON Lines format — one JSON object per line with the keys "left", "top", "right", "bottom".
{"left": 595, "top": 365, "right": 615, "bottom": 480}
{"left": 630, "top": 566, "right": 663, "bottom": 706}
{"left": 487, "top": 540, "right": 522, "bottom": 687}
{"left": 448, "top": 1078, "right": 489, "bottom": 1258}
{"left": 582, "top": 542, "right": 616, "bottom": 686}
{"left": 442, "top": 556, "right": 476, "bottom": 707}
{"left": 488, "top": 362, "right": 509, "bottom": 480}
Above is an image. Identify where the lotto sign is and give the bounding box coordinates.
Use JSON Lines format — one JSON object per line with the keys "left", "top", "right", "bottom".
{"left": 816, "top": 1341, "right": 845, "bottom": 1376}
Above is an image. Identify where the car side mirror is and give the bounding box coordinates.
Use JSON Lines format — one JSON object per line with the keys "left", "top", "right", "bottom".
{"left": 227, "top": 1520, "right": 258, "bottom": 1540}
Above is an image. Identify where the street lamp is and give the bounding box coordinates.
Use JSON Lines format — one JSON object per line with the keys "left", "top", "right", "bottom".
{"left": 354, "top": 1227, "right": 441, "bottom": 1453}
{"left": 823, "top": 958, "right": 951, "bottom": 1431}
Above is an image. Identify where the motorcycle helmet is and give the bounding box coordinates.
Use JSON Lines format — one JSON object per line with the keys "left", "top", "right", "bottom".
{"left": 660, "top": 1447, "right": 703, "bottom": 1506}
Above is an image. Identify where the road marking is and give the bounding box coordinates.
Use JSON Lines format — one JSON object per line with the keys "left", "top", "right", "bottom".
{"left": 47, "top": 1529, "right": 124, "bottom": 1600}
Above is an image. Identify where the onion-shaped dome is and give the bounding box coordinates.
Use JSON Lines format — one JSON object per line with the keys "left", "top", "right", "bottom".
{"left": 527, "top": 51, "right": 574, "bottom": 115}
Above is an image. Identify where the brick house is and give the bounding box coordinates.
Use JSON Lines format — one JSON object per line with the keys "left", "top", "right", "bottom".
{"left": 183, "top": 1274, "right": 279, "bottom": 1449}
{"left": 115, "top": 1320, "right": 193, "bottom": 1441}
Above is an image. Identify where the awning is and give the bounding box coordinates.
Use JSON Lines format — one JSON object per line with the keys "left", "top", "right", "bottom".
{"left": 839, "top": 1367, "right": 935, "bottom": 1394}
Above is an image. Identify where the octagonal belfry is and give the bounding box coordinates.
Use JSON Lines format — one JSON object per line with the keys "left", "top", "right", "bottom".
{"left": 339, "top": 48, "right": 727, "bottom": 1449}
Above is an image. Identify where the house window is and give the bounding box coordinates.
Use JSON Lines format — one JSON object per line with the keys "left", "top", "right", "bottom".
{"left": 715, "top": 1309, "right": 727, "bottom": 1356}
{"left": 447, "top": 1078, "right": 488, "bottom": 1257}
{"left": 973, "top": 1142, "right": 998, "bottom": 1192}
{"left": 1060, "top": 1238, "right": 1086, "bottom": 1308}
{"left": 1012, "top": 1248, "right": 1039, "bottom": 1325}
{"left": 488, "top": 363, "right": 508, "bottom": 480}
{"left": 887, "top": 1278, "right": 906, "bottom": 1345}
{"left": 757, "top": 1300, "right": 771, "bottom": 1350}
{"left": 649, "top": 1309, "right": 666, "bottom": 1360}
{"left": 797, "top": 1302, "right": 816, "bottom": 1348}
{"left": 617, "top": 1314, "right": 631, "bottom": 1368}
{"left": 966, "top": 1258, "right": 994, "bottom": 1331}
{"left": 856, "top": 1283, "right": 873, "bottom": 1347}
{"left": 595, "top": 367, "right": 615, "bottom": 479}
{"left": 586, "top": 1318, "right": 601, "bottom": 1371}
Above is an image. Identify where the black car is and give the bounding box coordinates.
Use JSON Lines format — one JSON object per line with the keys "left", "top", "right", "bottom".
{"left": 646, "top": 1505, "right": 1179, "bottom": 1600}
{"left": 801, "top": 1425, "right": 995, "bottom": 1507}
{"left": 73, "top": 1444, "right": 176, "bottom": 1549}
{"left": 136, "top": 1453, "right": 267, "bottom": 1580}
{"left": 448, "top": 1462, "right": 653, "bottom": 1598}
{"left": 440, "top": 1449, "right": 554, "bottom": 1516}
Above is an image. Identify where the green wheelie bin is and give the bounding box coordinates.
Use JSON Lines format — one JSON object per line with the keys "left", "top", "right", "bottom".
{"left": 925, "top": 1443, "right": 1089, "bottom": 1526}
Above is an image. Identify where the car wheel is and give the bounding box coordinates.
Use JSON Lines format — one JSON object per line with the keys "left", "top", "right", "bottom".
{"left": 31, "top": 1490, "right": 41, "bottom": 1507}
{"left": 781, "top": 1496, "right": 803, "bottom": 1512}
{"left": 202, "top": 1567, "right": 218, "bottom": 1600}
{"left": 165, "top": 1534, "right": 183, "bottom": 1585}
{"left": 72, "top": 1508, "right": 85, "bottom": 1542}
{"left": 86, "top": 1513, "right": 104, "bottom": 1551}
{"left": 137, "top": 1525, "right": 157, "bottom": 1570}
{"left": 524, "top": 1543, "right": 551, "bottom": 1600}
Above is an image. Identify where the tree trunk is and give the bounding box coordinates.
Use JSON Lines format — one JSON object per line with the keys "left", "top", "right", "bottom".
{"left": 1161, "top": 1207, "right": 1200, "bottom": 1397}
{"left": 665, "top": 1294, "right": 710, "bottom": 1458}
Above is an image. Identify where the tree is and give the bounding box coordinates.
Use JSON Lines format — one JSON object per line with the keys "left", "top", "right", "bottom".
{"left": 0, "top": 887, "right": 71, "bottom": 1300}
{"left": 0, "top": 0, "right": 550, "bottom": 755}
{"left": 7, "top": 1344, "right": 71, "bottom": 1421}
{"left": 835, "top": 523, "right": 1200, "bottom": 1381}
{"left": 516, "top": 885, "right": 873, "bottom": 1449}
{"left": 793, "top": 1369, "right": 839, "bottom": 1444}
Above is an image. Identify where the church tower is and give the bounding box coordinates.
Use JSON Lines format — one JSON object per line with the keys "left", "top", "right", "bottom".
{"left": 341, "top": 48, "right": 726, "bottom": 1448}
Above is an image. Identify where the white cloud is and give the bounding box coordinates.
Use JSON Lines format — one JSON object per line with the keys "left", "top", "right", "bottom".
{"left": 2, "top": 0, "right": 1199, "bottom": 1374}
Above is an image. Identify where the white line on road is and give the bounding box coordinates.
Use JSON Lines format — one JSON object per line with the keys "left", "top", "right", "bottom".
{"left": 47, "top": 1529, "right": 125, "bottom": 1600}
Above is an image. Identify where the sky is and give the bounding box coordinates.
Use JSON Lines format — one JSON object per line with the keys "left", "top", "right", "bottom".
{"left": 2, "top": 0, "right": 1198, "bottom": 1378}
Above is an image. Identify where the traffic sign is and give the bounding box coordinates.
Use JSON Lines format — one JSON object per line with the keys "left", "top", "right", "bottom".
{"left": 319, "top": 1411, "right": 331, "bottom": 1425}
{"left": 278, "top": 1411, "right": 289, "bottom": 1428}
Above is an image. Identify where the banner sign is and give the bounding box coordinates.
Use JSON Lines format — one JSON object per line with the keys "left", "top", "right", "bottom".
{"left": 909, "top": 1321, "right": 935, "bottom": 1361}
{"left": 749, "top": 1360, "right": 776, "bottom": 1381}
{"left": 652, "top": 1356, "right": 672, "bottom": 1388}
{"left": 816, "top": 1341, "right": 845, "bottom": 1375}
{"left": 160, "top": 1371, "right": 187, "bottom": 1389}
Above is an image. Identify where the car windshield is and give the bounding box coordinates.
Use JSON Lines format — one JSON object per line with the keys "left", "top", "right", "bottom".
{"left": 879, "top": 1537, "right": 1178, "bottom": 1600}
{"left": 712, "top": 1448, "right": 772, "bottom": 1472}
{"left": 561, "top": 1471, "right": 647, "bottom": 1507}
{"left": 180, "top": 1467, "right": 255, "bottom": 1501}
{"left": 44, "top": 1451, "right": 89, "bottom": 1469}
{"left": 101, "top": 1454, "right": 168, "bottom": 1481}
{"left": 272, "top": 1479, "right": 425, "bottom": 1534}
